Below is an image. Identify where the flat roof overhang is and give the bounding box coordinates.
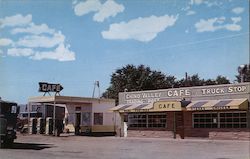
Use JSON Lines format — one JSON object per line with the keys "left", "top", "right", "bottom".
{"left": 28, "top": 96, "right": 115, "bottom": 105}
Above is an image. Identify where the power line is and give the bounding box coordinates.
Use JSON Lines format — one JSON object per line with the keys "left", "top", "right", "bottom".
{"left": 149, "top": 32, "right": 250, "bottom": 52}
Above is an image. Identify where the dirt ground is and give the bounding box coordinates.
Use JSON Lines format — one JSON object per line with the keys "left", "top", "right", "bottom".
{"left": 0, "top": 133, "right": 249, "bottom": 159}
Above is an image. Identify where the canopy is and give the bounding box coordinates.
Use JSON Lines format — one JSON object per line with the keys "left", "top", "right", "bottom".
{"left": 110, "top": 101, "right": 183, "bottom": 112}
{"left": 186, "top": 98, "right": 248, "bottom": 111}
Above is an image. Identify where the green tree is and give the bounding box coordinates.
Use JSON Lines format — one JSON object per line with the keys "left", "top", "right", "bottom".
{"left": 176, "top": 74, "right": 205, "bottom": 87}
{"left": 215, "top": 75, "right": 230, "bottom": 84}
{"left": 102, "top": 64, "right": 176, "bottom": 103}
{"left": 236, "top": 64, "right": 250, "bottom": 82}
{"left": 204, "top": 79, "right": 216, "bottom": 85}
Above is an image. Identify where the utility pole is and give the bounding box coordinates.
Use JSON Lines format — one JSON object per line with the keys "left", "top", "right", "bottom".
{"left": 92, "top": 81, "right": 100, "bottom": 98}
{"left": 238, "top": 64, "right": 248, "bottom": 83}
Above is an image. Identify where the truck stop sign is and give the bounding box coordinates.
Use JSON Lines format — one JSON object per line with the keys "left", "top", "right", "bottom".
{"left": 39, "top": 82, "right": 63, "bottom": 93}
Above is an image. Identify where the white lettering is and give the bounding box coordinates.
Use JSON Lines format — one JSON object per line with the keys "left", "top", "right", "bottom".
{"left": 142, "top": 92, "right": 161, "bottom": 98}
{"left": 166, "top": 89, "right": 191, "bottom": 97}
{"left": 185, "top": 89, "right": 191, "bottom": 96}
{"left": 228, "top": 86, "right": 247, "bottom": 93}
{"left": 167, "top": 91, "right": 173, "bottom": 97}
{"left": 201, "top": 88, "right": 225, "bottom": 95}
{"left": 173, "top": 90, "right": 178, "bottom": 96}
{"left": 125, "top": 94, "right": 141, "bottom": 99}
{"left": 179, "top": 90, "right": 184, "bottom": 96}
{"left": 42, "top": 84, "right": 47, "bottom": 91}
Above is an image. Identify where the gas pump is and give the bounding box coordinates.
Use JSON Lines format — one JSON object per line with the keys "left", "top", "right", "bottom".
{"left": 45, "top": 117, "right": 53, "bottom": 135}
{"left": 37, "top": 118, "right": 45, "bottom": 134}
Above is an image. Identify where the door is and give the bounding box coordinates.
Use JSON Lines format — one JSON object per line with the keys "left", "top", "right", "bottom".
{"left": 75, "top": 113, "right": 81, "bottom": 135}
{"left": 175, "top": 112, "right": 184, "bottom": 139}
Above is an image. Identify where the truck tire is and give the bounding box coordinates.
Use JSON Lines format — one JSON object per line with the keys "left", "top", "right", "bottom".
{"left": 3, "top": 138, "right": 14, "bottom": 148}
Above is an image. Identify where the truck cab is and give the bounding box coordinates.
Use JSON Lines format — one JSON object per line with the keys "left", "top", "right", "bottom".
{"left": 0, "top": 99, "right": 19, "bottom": 148}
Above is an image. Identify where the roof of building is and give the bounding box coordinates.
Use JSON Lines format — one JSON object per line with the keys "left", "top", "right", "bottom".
{"left": 28, "top": 95, "right": 115, "bottom": 104}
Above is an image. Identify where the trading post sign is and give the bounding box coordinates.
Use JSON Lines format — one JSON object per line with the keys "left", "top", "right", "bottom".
{"left": 39, "top": 82, "right": 63, "bottom": 93}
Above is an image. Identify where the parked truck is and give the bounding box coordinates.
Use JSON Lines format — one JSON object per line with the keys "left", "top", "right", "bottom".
{"left": 0, "top": 99, "right": 19, "bottom": 148}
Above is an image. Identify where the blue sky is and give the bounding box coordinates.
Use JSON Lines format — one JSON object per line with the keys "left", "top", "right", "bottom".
{"left": 0, "top": 0, "right": 249, "bottom": 104}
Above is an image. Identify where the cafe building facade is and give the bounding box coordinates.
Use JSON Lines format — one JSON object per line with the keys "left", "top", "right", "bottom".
{"left": 111, "top": 82, "right": 250, "bottom": 140}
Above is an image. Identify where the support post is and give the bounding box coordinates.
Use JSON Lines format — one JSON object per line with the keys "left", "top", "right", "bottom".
{"left": 53, "top": 97, "right": 56, "bottom": 136}
{"left": 173, "top": 112, "right": 176, "bottom": 139}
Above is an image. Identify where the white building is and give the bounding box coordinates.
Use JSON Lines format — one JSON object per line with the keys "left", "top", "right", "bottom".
{"left": 28, "top": 96, "right": 121, "bottom": 135}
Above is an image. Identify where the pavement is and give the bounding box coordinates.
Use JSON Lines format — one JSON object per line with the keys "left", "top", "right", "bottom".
{"left": 0, "top": 133, "right": 249, "bottom": 159}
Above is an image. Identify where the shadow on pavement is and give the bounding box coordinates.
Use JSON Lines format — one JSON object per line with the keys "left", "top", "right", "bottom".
{"left": 6, "top": 142, "right": 54, "bottom": 150}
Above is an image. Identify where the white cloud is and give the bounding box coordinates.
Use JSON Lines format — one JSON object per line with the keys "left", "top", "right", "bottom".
{"left": 7, "top": 48, "right": 35, "bottom": 57}
{"left": 102, "top": 15, "right": 178, "bottom": 42}
{"left": 74, "top": 0, "right": 101, "bottom": 16}
{"left": 72, "top": 0, "right": 78, "bottom": 5}
{"left": 204, "top": 1, "right": 221, "bottom": 7}
{"left": 224, "top": 23, "right": 241, "bottom": 31}
{"left": 1, "top": 14, "right": 76, "bottom": 61}
{"left": 16, "top": 31, "right": 65, "bottom": 48}
{"left": 195, "top": 16, "right": 241, "bottom": 32}
{"left": 231, "top": 17, "right": 242, "bottom": 23}
{"left": 93, "top": 0, "right": 124, "bottom": 22}
{"left": 73, "top": 0, "right": 124, "bottom": 22}
{"left": 31, "top": 44, "right": 75, "bottom": 61}
{"left": 0, "top": 38, "right": 13, "bottom": 46}
{"left": 186, "top": 10, "right": 196, "bottom": 16}
{"left": 190, "top": 0, "right": 221, "bottom": 7}
{"left": 0, "top": 14, "right": 32, "bottom": 28}
{"left": 11, "top": 23, "right": 55, "bottom": 35}
{"left": 190, "top": 0, "right": 204, "bottom": 5}
{"left": 232, "top": 7, "right": 244, "bottom": 14}
{"left": 7, "top": 45, "right": 75, "bottom": 61}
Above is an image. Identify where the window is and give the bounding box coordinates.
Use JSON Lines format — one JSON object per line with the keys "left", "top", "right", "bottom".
{"left": 193, "top": 113, "right": 218, "bottom": 128}
{"left": 148, "top": 114, "right": 166, "bottom": 128}
{"left": 128, "top": 113, "right": 147, "bottom": 128}
{"left": 94, "top": 113, "right": 103, "bottom": 125}
{"left": 82, "top": 112, "right": 91, "bottom": 126}
{"left": 75, "top": 107, "right": 81, "bottom": 111}
{"left": 219, "top": 112, "right": 247, "bottom": 128}
{"left": 193, "top": 111, "right": 247, "bottom": 128}
{"left": 128, "top": 113, "right": 166, "bottom": 128}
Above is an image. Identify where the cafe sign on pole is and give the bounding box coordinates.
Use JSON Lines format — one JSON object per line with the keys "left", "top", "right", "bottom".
{"left": 39, "top": 82, "right": 63, "bottom": 96}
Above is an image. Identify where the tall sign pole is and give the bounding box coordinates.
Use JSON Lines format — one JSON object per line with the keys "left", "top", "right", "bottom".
{"left": 53, "top": 96, "right": 56, "bottom": 136}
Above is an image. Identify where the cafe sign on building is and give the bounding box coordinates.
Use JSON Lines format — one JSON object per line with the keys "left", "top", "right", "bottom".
{"left": 153, "top": 101, "right": 182, "bottom": 111}
{"left": 119, "top": 83, "right": 250, "bottom": 104}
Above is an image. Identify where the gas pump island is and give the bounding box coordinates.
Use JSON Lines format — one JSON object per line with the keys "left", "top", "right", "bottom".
{"left": 27, "top": 82, "right": 65, "bottom": 136}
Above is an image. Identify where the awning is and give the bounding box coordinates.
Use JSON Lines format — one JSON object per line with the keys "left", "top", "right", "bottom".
{"left": 110, "top": 103, "right": 152, "bottom": 112}
{"left": 110, "top": 101, "right": 183, "bottom": 112}
{"left": 186, "top": 98, "right": 248, "bottom": 111}
{"left": 109, "top": 104, "right": 132, "bottom": 111}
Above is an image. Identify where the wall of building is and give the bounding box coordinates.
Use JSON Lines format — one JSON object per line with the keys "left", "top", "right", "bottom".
{"left": 124, "top": 110, "right": 250, "bottom": 140}
{"left": 116, "top": 83, "right": 250, "bottom": 140}
{"left": 91, "top": 100, "right": 116, "bottom": 132}
{"left": 183, "top": 110, "right": 250, "bottom": 140}
{"left": 64, "top": 100, "right": 120, "bottom": 133}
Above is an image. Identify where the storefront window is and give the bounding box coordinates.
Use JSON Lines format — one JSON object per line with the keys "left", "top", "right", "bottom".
{"left": 219, "top": 112, "right": 247, "bottom": 128}
{"left": 94, "top": 113, "right": 103, "bottom": 125}
{"left": 193, "top": 113, "right": 218, "bottom": 128}
{"left": 193, "top": 111, "right": 247, "bottom": 128}
{"left": 128, "top": 113, "right": 166, "bottom": 128}
{"left": 128, "top": 113, "right": 147, "bottom": 128}
{"left": 148, "top": 114, "right": 166, "bottom": 128}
